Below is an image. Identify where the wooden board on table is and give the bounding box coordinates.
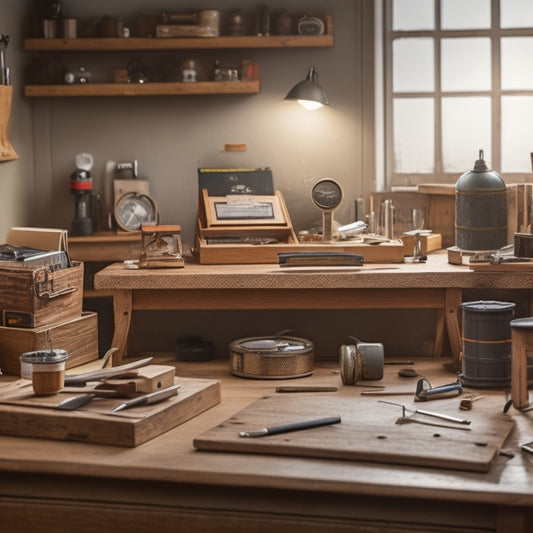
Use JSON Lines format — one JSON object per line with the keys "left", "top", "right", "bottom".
{"left": 194, "top": 394, "right": 514, "bottom": 473}
{"left": 0, "top": 376, "right": 220, "bottom": 446}
{"left": 469, "top": 262, "right": 533, "bottom": 272}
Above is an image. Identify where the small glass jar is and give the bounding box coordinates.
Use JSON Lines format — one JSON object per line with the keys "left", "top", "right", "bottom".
{"left": 20, "top": 349, "right": 68, "bottom": 396}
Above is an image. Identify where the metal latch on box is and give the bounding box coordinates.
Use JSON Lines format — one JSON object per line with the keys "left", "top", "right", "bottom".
{"left": 33, "top": 269, "right": 77, "bottom": 299}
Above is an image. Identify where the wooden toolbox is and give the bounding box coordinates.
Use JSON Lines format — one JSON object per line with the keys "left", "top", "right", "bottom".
{"left": 0, "top": 227, "right": 83, "bottom": 328}
{"left": 195, "top": 189, "right": 405, "bottom": 264}
{"left": 0, "top": 260, "right": 83, "bottom": 328}
{"left": 0, "top": 311, "right": 99, "bottom": 375}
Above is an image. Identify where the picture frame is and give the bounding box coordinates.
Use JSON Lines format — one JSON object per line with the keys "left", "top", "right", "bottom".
{"left": 204, "top": 192, "right": 287, "bottom": 226}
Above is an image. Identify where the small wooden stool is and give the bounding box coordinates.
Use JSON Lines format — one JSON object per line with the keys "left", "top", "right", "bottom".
{"left": 510, "top": 317, "right": 533, "bottom": 409}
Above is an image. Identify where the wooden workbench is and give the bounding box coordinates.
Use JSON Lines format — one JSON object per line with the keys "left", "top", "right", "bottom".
{"left": 0, "top": 358, "right": 532, "bottom": 532}
{"left": 94, "top": 252, "right": 533, "bottom": 366}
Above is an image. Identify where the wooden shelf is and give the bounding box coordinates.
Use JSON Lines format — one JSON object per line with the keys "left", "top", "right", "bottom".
{"left": 24, "top": 80, "right": 260, "bottom": 97}
{"left": 23, "top": 15, "right": 332, "bottom": 98}
{"left": 24, "top": 34, "right": 333, "bottom": 51}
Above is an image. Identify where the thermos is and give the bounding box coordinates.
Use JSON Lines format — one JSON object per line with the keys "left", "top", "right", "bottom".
{"left": 455, "top": 150, "right": 507, "bottom": 251}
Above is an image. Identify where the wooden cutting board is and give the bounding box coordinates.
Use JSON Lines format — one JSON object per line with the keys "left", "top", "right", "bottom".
{"left": 0, "top": 376, "right": 220, "bottom": 446}
{"left": 194, "top": 394, "right": 514, "bottom": 473}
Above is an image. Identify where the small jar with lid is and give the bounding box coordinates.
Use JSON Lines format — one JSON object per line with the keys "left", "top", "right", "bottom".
{"left": 20, "top": 349, "right": 68, "bottom": 396}
{"left": 181, "top": 59, "right": 197, "bottom": 82}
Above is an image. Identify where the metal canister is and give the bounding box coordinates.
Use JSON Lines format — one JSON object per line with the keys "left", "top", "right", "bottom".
{"left": 455, "top": 150, "right": 507, "bottom": 251}
{"left": 459, "top": 300, "right": 515, "bottom": 388}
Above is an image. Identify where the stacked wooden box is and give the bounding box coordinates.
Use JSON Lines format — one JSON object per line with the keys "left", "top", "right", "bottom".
{"left": 0, "top": 228, "right": 99, "bottom": 375}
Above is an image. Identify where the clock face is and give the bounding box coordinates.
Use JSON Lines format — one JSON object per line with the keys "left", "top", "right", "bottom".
{"left": 311, "top": 179, "right": 343, "bottom": 211}
{"left": 114, "top": 192, "right": 158, "bottom": 231}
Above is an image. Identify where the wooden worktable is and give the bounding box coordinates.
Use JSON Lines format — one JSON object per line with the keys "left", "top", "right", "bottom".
{"left": 0, "top": 358, "right": 532, "bottom": 532}
{"left": 94, "top": 252, "right": 533, "bottom": 366}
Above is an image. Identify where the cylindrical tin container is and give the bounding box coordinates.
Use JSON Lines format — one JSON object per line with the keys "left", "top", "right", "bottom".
{"left": 229, "top": 335, "right": 314, "bottom": 379}
{"left": 460, "top": 300, "right": 515, "bottom": 388}
{"left": 339, "top": 343, "right": 384, "bottom": 385}
{"left": 20, "top": 349, "right": 68, "bottom": 395}
{"left": 455, "top": 150, "right": 507, "bottom": 251}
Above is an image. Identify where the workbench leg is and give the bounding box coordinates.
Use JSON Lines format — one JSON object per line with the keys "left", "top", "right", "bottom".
{"left": 511, "top": 327, "right": 530, "bottom": 410}
{"left": 111, "top": 290, "right": 132, "bottom": 366}
{"left": 445, "top": 288, "right": 463, "bottom": 371}
{"left": 434, "top": 308, "right": 445, "bottom": 357}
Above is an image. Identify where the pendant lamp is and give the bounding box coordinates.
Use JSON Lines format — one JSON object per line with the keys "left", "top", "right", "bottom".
{"left": 284, "top": 66, "right": 329, "bottom": 110}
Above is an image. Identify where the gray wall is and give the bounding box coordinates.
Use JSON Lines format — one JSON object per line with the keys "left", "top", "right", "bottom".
{"left": 25, "top": 0, "right": 373, "bottom": 244}
{"left": 0, "top": 0, "right": 35, "bottom": 235}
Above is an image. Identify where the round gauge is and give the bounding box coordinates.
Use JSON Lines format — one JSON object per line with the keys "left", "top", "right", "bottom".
{"left": 114, "top": 192, "right": 159, "bottom": 231}
{"left": 311, "top": 178, "right": 343, "bottom": 211}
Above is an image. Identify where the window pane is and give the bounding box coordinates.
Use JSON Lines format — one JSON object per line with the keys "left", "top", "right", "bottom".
{"left": 442, "top": 97, "right": 491, "bottom": 173}
{"left": 393, "top": 98, "right": 435, "bottom": 173}
{"left": 501, "top": 37, "right": 533, "bottom": 90}
{"left": 393, "top": 38, "right": 434, "bottom": 92}
{"left": 441, "top": 0, "right": 490, "bottom": 29}
{"left": 393, "top": 0, "right": 434, "bottom": 30}
{"left": 441, "top": 38, "right": 491, "bottom": 91}
{"left": 502, "top": 96, "right": 533, "bottom": 172}
{"left": 501, "top": 0, "right": 533, "bottom": 28}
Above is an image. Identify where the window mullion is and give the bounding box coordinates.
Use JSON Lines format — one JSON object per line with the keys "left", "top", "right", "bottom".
{"left": 434, "top": 0, "right": 443, "bottom": 178}
{"left": 491, "top": 0, "right": 502, "bottom": 172}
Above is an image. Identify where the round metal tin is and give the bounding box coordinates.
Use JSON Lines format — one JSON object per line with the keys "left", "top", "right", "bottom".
{"left": 229, "top": 335, "right": 314, "bottom": 379}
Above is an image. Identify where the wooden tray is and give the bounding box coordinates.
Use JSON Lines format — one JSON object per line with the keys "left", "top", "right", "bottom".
{"left": 194, "top": 394, "right": 514, "bottom": 472}
{"left": 0, "top": 376, "right": 221, "bottom": 446}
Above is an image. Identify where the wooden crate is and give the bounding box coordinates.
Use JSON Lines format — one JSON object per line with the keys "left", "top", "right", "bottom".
{"left": 0, "top": 311, "right": 98, "bottom": 375}
{"left": 0, "top": 261, "right": 83, "bottom": 328}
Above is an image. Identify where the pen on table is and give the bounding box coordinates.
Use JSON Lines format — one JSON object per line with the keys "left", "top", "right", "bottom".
{"left": 276, "top": 386, "right": 338, "bottom": 393}
{"left": 239, "top": 415, "right": 341, "bottom": 438}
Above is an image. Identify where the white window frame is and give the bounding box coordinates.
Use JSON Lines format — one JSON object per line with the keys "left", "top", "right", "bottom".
{"left": 380, "top": 0, "right": 533, "bottom": 189}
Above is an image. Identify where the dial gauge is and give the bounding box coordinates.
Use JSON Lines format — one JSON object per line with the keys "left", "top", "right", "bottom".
{"left": 311, "top": 178, "right": 343, "bottom": 211}
{"left": 114, "top": 192, "right": 158, "bottom": 231}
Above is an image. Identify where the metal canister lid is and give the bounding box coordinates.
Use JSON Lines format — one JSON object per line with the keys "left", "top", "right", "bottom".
{"left": 20, "top": 349, "right": 68, "bottom": 364}
{"left": 236, "top": 336, "right": 312, "bottom": 353}
{"left": 460, "top": 300, "right": 516, "bottom": 312}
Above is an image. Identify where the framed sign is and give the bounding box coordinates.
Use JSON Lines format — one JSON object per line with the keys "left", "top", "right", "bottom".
{"left": 205, "top": 193, "right": 286, "bottom": 226}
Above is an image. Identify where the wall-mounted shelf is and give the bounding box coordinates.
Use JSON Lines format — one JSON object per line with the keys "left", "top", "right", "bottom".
{"left": 24, "top": 34, "right": 333, "bottom": 52}
{"left": 24, "top": 15, "right": 333, "bottom": 51}
{"left": 24, "top": 14, "right": 332, "bottom": 98}
{"left": 24, "top": 80, "right": 260, "bottom": 97}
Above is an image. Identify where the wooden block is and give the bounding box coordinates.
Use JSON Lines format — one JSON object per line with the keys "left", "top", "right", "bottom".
{"left": 401, "top": 233, "right": 442, "bottom": 255}
{"left": 105, "top": 364, "right": 176, "bottom": 393}
{"left": 0, "top": 376, "right": 221, "bottom": 446}
{"left": 0, "top": 311, "right": 99, "bottom": 375}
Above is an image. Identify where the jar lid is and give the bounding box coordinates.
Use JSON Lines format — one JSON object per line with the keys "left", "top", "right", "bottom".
{"left": 234, "top": 336, "right": 313, "bottom": 354}
{"left": 20, "top": 349, "right": 68, "bottom": 364}
{"left": 460, "top": 300, "right": 516, "bottom": 312}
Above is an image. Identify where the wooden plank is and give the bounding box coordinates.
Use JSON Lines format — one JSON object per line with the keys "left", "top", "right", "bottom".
{"left": 469, "top": 262, "right": 533, "bottom": 272}
{"left": 194, "top": 393, "right": 514, "bottom": 473}
{"left": 0, "top": 376, "right": 221, "bottom": 446}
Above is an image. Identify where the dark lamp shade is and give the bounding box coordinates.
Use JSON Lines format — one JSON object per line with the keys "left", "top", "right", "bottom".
{"left": 284, "top": 67, "right": 329, "bottom": 110}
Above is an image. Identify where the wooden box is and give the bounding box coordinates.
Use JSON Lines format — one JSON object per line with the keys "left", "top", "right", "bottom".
{"left": 0, "top": 261, "right": 83, "bottom": 328}
{"left": 401, "top": 233, "right": 442, "bottom": 255}
{"left": 196, "top": 190, "right": 405, "bottom": 264}
{"left": 0, "top": 311, "right": 99, "bottom": 376}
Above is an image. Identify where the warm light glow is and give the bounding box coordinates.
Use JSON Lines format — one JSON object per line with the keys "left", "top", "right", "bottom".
{"left": 298, "top": 99, "right": 323, "bottom": 111}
